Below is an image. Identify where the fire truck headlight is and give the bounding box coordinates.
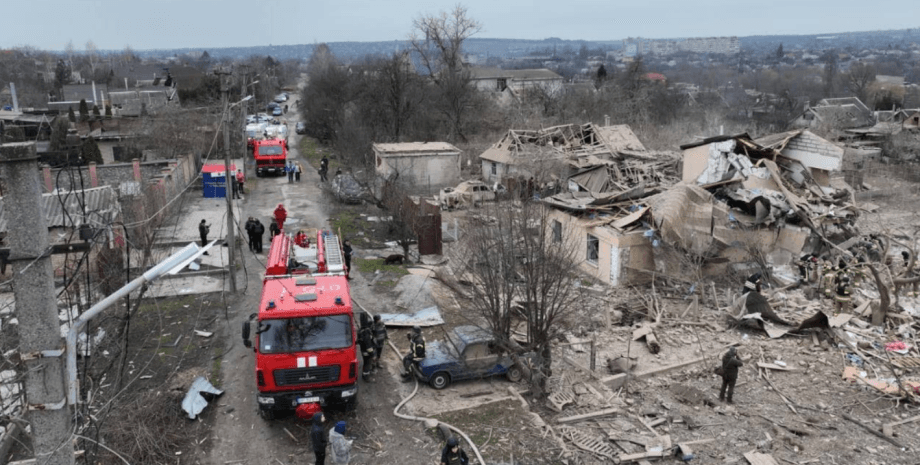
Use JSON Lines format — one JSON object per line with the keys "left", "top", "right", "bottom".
{"left": 257, "top": 396, "right": 275, "bottom": 405}
{"left": 341, "top": 387, "right": 357, "bottom": 398}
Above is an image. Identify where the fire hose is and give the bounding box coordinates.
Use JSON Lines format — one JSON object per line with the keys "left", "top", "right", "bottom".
{"left": 352, "top": 299, "right": 486, "bottom": 464}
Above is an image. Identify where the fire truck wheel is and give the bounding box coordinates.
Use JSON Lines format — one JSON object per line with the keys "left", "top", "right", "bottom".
{"left": 506, "top": 366, "right": 523, "bottom": 383}
{"left": 259, "top": 408, "right": 275, "bottom": 421}
{"left": 429, "top": 372, "right": 450, "bottom": 390}
{"left": 344, "top": 397, "right": 358, "bottom": 412}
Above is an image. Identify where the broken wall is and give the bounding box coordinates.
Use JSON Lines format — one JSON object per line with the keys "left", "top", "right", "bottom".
{"left": 545, "top": 208, "right": 653, "bottom": 286}
{"left": 780, "top": 130, "right": 844, "bottom": 172}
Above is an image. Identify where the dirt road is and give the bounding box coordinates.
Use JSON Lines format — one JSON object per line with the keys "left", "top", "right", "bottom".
{"left": 200, "top": 95, "right": 443, "bottom": 465}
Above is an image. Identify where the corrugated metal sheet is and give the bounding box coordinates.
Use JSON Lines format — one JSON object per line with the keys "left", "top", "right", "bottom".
{"left": 0, "top": 185, "right": 120, "bottom": 233}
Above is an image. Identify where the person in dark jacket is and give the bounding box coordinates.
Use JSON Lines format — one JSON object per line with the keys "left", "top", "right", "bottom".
{"left": 719, "top": 347, "right": 743, "bottom": 404}
{"left": 198, "top": 219, "right": 210, "bottom": 255}
{"left": 269, "top": 220, "right": 281, "bottom": 239}
{"left": 342, "top": 240, "right": 353, "bottom": 279}
{"left": 311, "top": 412, "right": 327, "bottom": 465}
{"left": 358, "top": 315, "right": 375, "bottom": 381}
{"left": 252, "top": 219, "right": 265, "bottom": 253}
{"left": 440, "top": 437, "right": 469, "bottom": 465}
{"left": 372, "top": 314, "right": 388, "bottom": 371}
{"left": 245, "top": 217, "right": 256, "bottom": 251}
{"left": 402, "top": 325, "right": 426, "bottom": 380}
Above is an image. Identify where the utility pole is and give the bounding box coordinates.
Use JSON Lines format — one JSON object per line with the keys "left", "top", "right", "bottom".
{"left": 215, "top": 67, "right": 238, "bottom": 293}
{"left": 0, "top": 142, "right": 74, "bottom": 464}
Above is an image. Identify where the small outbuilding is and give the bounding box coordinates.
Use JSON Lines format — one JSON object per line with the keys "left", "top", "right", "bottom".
{"left": 373, "top": 142, "right": 461, "bottom": 191}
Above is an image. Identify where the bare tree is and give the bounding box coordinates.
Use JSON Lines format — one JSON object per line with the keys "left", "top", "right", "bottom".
{"left": 410, "top": 4, "right": 482, "bottom": 141}
{"left": 451, "top": 201, "right": 582, "bottom": 397}
{"left": 380, "top": 177, "right": 435, "bottom": 262}
{"left": 65, "top": 39, "right": 75, "bottom": 76}
{"left": 846, "top": 61, "right": 877, "bottom": 103}
{"left": 85, "top": 40, "right": 99, "bottom": 77}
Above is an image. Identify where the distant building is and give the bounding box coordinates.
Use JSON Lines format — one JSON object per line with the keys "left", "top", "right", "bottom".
{"left": 623, "top": 36, "right": 740, "bottom": 56}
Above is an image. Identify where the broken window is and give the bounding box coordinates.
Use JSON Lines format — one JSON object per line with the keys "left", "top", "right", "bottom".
{"left": 586, "top": 234, "right": 599, "bottom": 264}
{"left": 496, "top": 78, "right": 507, "bottom": 91}
{"left": 552, "top": 220, "right": 562, "bottom": 243}
{"left": 491, "top": 162, "right": 497, "bottom": 175}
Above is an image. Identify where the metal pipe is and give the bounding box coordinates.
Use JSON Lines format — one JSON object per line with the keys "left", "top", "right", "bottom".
{"left": 66, "top": 243, "right": 200, "bottom": 404}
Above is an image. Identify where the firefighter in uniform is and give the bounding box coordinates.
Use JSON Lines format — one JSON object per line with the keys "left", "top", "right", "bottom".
{"left": 357, "top": 315, "right": 376, "bottom": 381}
{"left": 834, "top": 275, "right": 852, "bottom": 316}
{"left": 372, "top": 315, "right": 388, "bottom": 371}
{"left": 402, "top": 326, "right": 426, "bottom": 380}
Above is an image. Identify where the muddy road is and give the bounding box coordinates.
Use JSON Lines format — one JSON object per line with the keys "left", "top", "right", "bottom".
{"left": 200, "top": 96, "right": 443, "bottom": 465}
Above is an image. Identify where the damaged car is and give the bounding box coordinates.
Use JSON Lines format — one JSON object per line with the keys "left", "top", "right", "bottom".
{"left": 415, "top": 325, "right": 533, "bottom": 389}
{"left": 439, "top": 180, "right": 504, "bottom": 210}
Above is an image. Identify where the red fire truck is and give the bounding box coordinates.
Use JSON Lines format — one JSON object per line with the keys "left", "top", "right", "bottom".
{"left": 264, "top": 230, "right": 346, "bottom": 277}
{"left": 252, "top": 138, "right": 287, "bottom": 177}
{"left": 243, "top": 231, "right": 357, "bottom": 419}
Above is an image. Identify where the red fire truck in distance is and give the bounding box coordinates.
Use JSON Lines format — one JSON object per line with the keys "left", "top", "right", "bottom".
{"left": 243, "top": 232, "right": 357, "bottom": 419}
{"left": 252, "top": 138, "right": 287, "bottom": 177}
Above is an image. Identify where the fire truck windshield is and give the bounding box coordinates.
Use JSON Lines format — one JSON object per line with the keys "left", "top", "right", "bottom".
{"left": 260, "top": 315, "right": 352, "bottom": 354}
{"left": 258, "top": 145, "right": 284, "bottom": 156}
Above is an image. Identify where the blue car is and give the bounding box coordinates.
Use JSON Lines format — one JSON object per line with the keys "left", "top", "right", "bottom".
{"left": 415, "top": 326, "right": 531, "bottom": 389}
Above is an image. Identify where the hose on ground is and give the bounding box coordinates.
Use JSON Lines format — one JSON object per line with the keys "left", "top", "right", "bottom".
{"left": 352, "top": 298, "right": 486, "bottom": 464}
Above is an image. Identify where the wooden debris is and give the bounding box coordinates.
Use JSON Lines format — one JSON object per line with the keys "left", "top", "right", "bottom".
{"left": 631, "top": 324, "right": 660, "bottom": 354}
{"left": 9, "top": 451, "right": 85, "bottom": 465}
{"left": 547, "top": 390, "right": 575, "bottom": 413}
{"left": 842, "top": 413, "right": 907, "bottom": 449}
{"left": 556, "top": 407, "right": 619, "bottom": 424}
{"left": 883, "top": 413, "right": 920, "bottom": 436}
{"left": 620, "top": 451, "right": 665, "bottom": 462}
{"left": 606, "top": 432, "right": 650, "bottom": 447}
{"left": 756, "top": 362, "right": 797, "bottom": 371}
{"left": 559, "top": 427, "right": 618, "bottom": 460}
{"left": 743, "top": 451, "right": 780, "bottom": 465}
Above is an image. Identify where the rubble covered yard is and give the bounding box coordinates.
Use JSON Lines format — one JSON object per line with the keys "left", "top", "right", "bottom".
{"left": 423, "top": 121, "right": 920, "bottom": 464}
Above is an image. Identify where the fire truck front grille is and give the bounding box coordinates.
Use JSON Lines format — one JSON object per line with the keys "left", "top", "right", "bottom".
{"left": 273, "top": 366, "right": 341, "bottom": 386}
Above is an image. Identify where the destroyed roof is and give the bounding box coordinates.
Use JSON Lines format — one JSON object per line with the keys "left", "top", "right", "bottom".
{"left": 0, "top": 185, "right": 121, "bottom": 233}
{"left": 372, "top": 142, "right": 460, "bottom": 156}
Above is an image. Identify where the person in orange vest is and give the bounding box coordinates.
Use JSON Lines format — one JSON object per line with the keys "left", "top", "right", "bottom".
{"left": 273, "top": 204, "right": 287, "bottom": 231}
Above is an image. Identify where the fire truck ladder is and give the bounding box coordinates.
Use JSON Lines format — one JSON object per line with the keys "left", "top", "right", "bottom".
{"left": 324, "top": 235, "right": 346, "bottom": 273}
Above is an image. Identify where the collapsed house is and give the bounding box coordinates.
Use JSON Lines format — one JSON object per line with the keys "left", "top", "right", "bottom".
{"left": 540, "top": 129, "right": 860, "bottom": 287}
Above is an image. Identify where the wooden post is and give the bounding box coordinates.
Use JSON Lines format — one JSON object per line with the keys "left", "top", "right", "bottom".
{"left": 590, "top": 338, "right": 596, "bottom": 371}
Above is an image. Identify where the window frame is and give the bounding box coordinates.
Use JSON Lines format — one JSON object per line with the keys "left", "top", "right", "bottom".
{"left": 586, "top": 233, "right": 599, "bottom": 265}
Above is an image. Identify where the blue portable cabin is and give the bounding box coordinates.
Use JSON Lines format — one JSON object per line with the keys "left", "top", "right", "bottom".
{"left": 202, "top": 163, "right": 236, "bottom": 198}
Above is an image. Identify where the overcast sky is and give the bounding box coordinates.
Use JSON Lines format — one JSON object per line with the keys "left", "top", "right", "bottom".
{"left": 4, "top": 0, "right": 918, "bottom": 51}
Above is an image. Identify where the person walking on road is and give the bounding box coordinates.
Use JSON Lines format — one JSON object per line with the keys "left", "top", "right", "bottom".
{"left": 252, "top": 218, "right": 265, "bottom": 253}
{"left": 295, "top": 161, "right": 303, "bottom": 182}
{"left": 440, "top": 437, "right": 469, "bottom": 465}
{"left": 269, "top": 220, "right": 280, "bottom": 239}
{"left": 274, "top": 204, "right": 287, "bottom": 231}
{"left": 319, "top": 155, "right": 329, "bottom": 182}
{"left": 286, "top": 162, "right": 295, "bottom": 183}
{"left": 198, "top": 219, "right": 211, "bottom": 255}
{"left": 236, "top": 170, "right": 245, "bottom": 195}
{"left": 310, "top": 412, "right": 328, "bottom": 465}
{"left": 329, "top": 421, "right": 353, "bottom": 465}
